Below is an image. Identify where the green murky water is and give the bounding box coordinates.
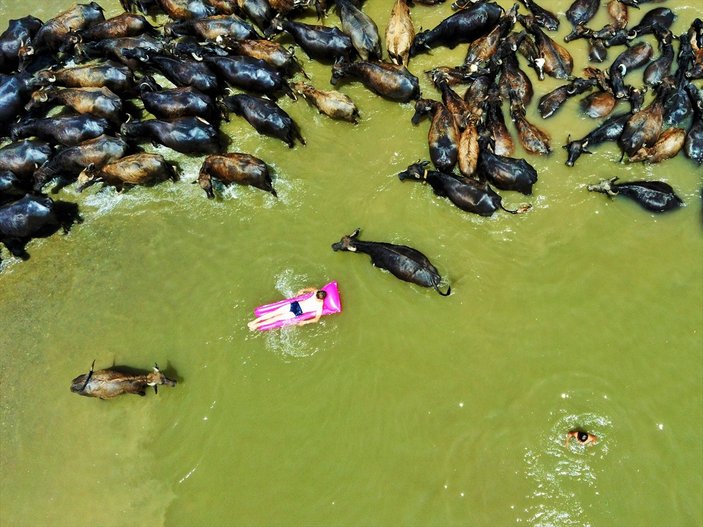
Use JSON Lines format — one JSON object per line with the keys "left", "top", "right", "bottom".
{"left": 1, "top": 1, "right": 701, "bottom": 525}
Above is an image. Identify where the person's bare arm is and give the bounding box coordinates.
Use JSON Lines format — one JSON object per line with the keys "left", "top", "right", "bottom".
{"left": 297, "top": 302, "right": 324, "bottom": 326}
{"left": 297, "top": 288, "right": 317, "bottom": 296}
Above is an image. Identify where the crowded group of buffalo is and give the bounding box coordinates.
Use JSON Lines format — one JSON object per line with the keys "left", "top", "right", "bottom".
{"left": 0, "top": 0, "right": 702, "bottom": 290}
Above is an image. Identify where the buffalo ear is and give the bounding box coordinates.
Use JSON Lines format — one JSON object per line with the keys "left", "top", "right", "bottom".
{"left": 350, "top": 228, "right": 360, "bottom": 238}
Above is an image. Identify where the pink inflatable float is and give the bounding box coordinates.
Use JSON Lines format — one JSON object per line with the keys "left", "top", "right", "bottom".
{"left": 253, "top": 281, "right": 342, "bottom": 331}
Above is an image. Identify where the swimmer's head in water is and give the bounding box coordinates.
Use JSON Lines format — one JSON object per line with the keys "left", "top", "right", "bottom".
{"left": 316, "top": 290, "right": 327, "bottom": 300}
{"left": 566, "top": 429, "right": 597, "bottom": 446}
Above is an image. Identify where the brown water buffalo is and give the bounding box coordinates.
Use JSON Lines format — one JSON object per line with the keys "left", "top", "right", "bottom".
{"left": 34, "top": 134, "right": 129, "bottom": 191}
{"left": 67, "top": 12, "right": 156, "bottom": 44}
{"left": 332, "top": 228, "right": 451, "bottom": 296}
{"left": 166, "top": 13, "right": 258, "bottom": 40}
{"left": 71, "top": 361, "right": 176, "bottom": 399}
{"left": 331, "top": 60, "right": 419, "bottom": 103}
{"left": 628, "top": 127, "right": 686, "bottom": 164}
{"left": 217, "top": 38, "right": 302, "bottom": 76}
{"left": 35, "top": 62, "right": 136, "bottom": 95}
{"left": 25, "top": 86, "right": 123, "bottom": 124}
{"left": 520, "top": 14, "right": 573, "bottom": 79}
{"left": 619, "top": 91, "right": 665, "bottom": 158}
{"left": 197, "top": 153, "right": 275, "bottom": 198}
{"left": 77, "top": 153, "right": 178, "bottom": 191}
{"left": 510, "top": 103, "right": 551, "bottom": 155}
{"left": 386, "top": 0, "right": 414, "bottom": 67}
{"left": 31, "top": 2, "right": 105, "bottom": 52}
{"left": 293, "top": 82, "right": 359, "bottom": 123}
{"left": 411, "top": 98, "right": 460, "bottom": 173}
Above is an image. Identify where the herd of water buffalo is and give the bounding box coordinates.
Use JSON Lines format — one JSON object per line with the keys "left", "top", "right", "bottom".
{"left": 0, "top": 0, "right": 701, "bottom": 290}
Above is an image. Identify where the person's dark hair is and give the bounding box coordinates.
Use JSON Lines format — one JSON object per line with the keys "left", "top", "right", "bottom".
{"left": 316, "top": 290, "right": 327, "bottom": 300}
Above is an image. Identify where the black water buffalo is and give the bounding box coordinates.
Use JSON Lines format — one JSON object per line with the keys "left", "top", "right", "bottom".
{"left": 0, "top": 170, "right": 29, "bottom": 203}
{"left": 138, "top": 77, "right": 219, "bottom": 123}
{"left": 71, "top": 361, "right": 176, "bottom": 399}
{"left": 0, "top": 69, "right": 38, "bottom": 136}
{"left": 75, "top": 35, "right": 164, "bottom": 69}
{"left": 563, "top": 112, "right": 631, "bottom": 166}
{"left": 331, "top": 228, "right": 451, "bottom": 296}
{"left": 218, "top": 38, "right": 302, "bottom": 76}
{"left": 398, "top": 161, "right": 530, "bottom": 216}
{"left": 200, "top": 54, "right": 292, "bottom": 98}
{"left": 0, "top": 16, "right": 43, "bottom": 73}
{"left": 0, "top": 194, "right": 80, "bottom": 259}
{"left": 331, "top": 60, "right": 419, "bottom": 103}
{"left": 266, "top": 18, "right": 353, "bottom": 62}
{"left": 476, "top": 137, "right": 538, "bottom": 195}
{"left": 0, "top": 139, "right": 53, "bottom": 181}
{"left": 120, "top": 116, "right": 222, "bottom": 155}
{"left": 336, "top": 0, "right": 382, "bottom": 61}
{"left": 410, "top": 2, "right": 502, "bottom": 56}
{"left": 609, "top": 42, "right": 654, "bottom": 99}
{"left": 587, "top": 177, "right": 683, "bottom": 213}
{"left": 125, "top": 49, "right": 219, "bottom": 94}
{"left": 77, "top": 153, "right": 178, "bottom": 191}
{"left": 197, "top": 153, "right": 275, "bottom": 198}
{"left": 517, "top": 0, "right": 559, "bottom": 31}
{"left": 684, "top": 83, "right": 703, "bottom": 164}
{"left": 10, "top": 115, "right": 112, "bottom": 146}
{"left": 222, "top": 93, "right": 304, "bottom": 148}
{"left": 538, "top": 77, "right": 597, "bottom": 119}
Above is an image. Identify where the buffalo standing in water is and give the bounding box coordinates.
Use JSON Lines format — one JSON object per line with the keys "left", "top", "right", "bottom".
{"left": 410, "top": 2, "right": 502, "bottom": 56}
{"left": 120, "top": 116, "right": 222, "bottom": 155}
{"left": 197, "top": 153, "right": 275, "bottom": 198}
{"left": 222, "top": 93, "right": 305, "bottom": 148}
{"left": 331, "top": 228, "right": 451, "bottom": 296}
{"left": 587, "top": 177, "right": 683, "bottom": 213}
{"left": 331, "top": 60, "right": 419, "bottom": 103}
{"left": 76, "top": 153, "right": 178, "bottom": 191}
{"left": 0, "top": 194, "right": 81, "bottom": 259}
{"left": 71, "top": 361, "right": 176, "bottom": 399}
{"left": 293, "top": 82, "right": 360, "bottom": 123}
{"left": 398, "top": 160, "right": 531, "bottom": 217}
{"left": 411, "top": 98, "right": 460, "bottom": 173}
